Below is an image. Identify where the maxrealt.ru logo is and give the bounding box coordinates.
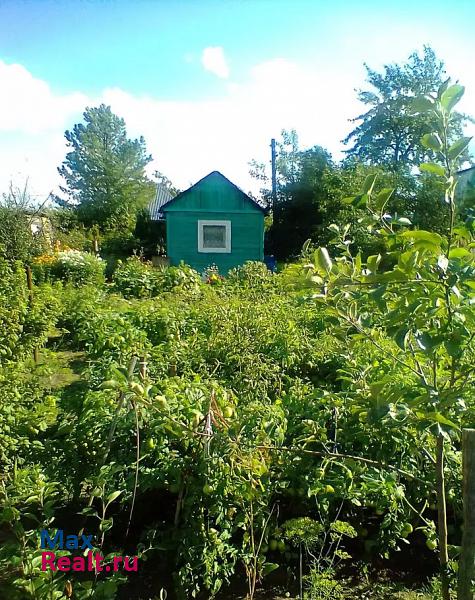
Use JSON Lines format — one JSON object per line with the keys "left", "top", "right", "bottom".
{"left": 40, "top": 530, "right": 138, "bottom": 573}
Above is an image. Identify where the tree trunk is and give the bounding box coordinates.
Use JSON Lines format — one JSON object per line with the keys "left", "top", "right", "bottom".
{"left": 436, "top": 434, "right": 451, "bottom": 600}
{"left": 458, "top": 429, "right": 475, "bottom": 600}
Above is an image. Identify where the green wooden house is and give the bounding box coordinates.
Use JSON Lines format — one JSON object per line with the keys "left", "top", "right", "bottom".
{"left": 457, "top": 166, "right": 475, "bottom": 199}
{"left": 159, "top": 171, "right": 266, "bottom": 273}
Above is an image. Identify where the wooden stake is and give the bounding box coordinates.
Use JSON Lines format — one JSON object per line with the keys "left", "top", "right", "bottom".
{"left": 458, "top": 429, "right": 475, "bottom": 600}
{"left": 139, "top": 356, "right": 147, "bottom": 380}
{"left": 26, "top": 265, "right": 39, "bottom": 364}
{"left": 436, "top": 434, "right": 450, "bottom": 600}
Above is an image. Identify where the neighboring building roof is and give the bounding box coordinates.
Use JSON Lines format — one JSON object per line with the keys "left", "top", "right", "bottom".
{"left": 160, "top": 171, "right": 267, "bottom": 213}
{"left": 457, "top": 165, "right": 475, "bottom": 176}
{"left": 149, "top": 185, "right": 174, "bottom": 220}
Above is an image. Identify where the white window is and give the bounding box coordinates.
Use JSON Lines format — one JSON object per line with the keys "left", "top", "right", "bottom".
{"left": 198, "top": 220, "right": 231, "bottom": 253}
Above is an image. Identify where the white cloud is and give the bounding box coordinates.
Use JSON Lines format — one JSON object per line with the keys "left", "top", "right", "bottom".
{"left": 0, "top": 54, "right": 474, "bottom": 202}
{"left": 201, "top": 46, "right": 229, "bottom": 79}
{"left": 0, "top": 60, "right": 88, "bottom": 134}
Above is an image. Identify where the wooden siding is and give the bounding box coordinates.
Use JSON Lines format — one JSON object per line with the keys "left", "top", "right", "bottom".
{"left": 166, "top": 210, "right": 264, "bottom": 273}
{"left": 163, "top": 172, "right": 265, "bottom": 273}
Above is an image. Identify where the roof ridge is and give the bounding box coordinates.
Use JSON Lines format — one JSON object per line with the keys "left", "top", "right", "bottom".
{"left": 160, "top": 171, "right": 267, "bottom": 213}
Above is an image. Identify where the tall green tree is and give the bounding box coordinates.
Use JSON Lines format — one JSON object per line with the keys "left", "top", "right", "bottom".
{"left": 343, "top": 46, "right": 471, "bottom": 170}
{"left": 55, "top": 104, "right": 154, "bottom": 231}
{"left": 250, "top": 131, "right": 413, "bottom": 260}
{"left": 250, "top": 131, "right": 339, "bottom": 259}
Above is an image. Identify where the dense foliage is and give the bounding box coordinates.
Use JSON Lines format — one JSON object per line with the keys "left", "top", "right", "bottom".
{"left": 32, "top": 247, "right": 106, "bottom": 286}
{"left": 112, "top": 256, "right": 201, "bottom": 298}
{"left": 343, "top": 46, "right": 471, "bottom": 169}
{"left": 0, "top": 184, "right": 50, "bottom": 263}
{"left": 54, "top": 105, "right": 155, "bottom": 232}
{"left": 0, "top": 253, "right": 468, "bottom": 599}
{"left": 250, "top": 47, "right": 472, "bottom": 262}
{"left": 2, "top": 51, "right": 475, "bottom": 600}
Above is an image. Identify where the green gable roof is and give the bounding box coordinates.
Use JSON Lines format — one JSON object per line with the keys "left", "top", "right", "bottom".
{"left": 161, "top": 171, "right": 267, "bottom": 213}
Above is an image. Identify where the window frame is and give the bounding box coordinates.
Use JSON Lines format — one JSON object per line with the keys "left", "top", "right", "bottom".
{"left": 197, "top": 219, "right": 232, "bottom": 253}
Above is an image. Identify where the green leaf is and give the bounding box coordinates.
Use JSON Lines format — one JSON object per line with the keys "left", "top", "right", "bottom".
{"left": 419, "top": 163, "right": 445, "bottom": 177}
{"left": 362, "top": 174, "right": 378, "bottom": 195}
{"left": 394, "top": 326, "right": 410, "bottom": 350}
{"left": 415, "top": 331, "right": 436, "bottom": 352}
{"left": 440, "top": 84, "right": 465, "bottom": 112}
{"left": 445, "top": 339, "right": 462, "bottom": 358}
{"left": 425, "top": 412, "right": 459, "bottom": 430}
{"left": 453, "top": 226, "right": 471, "bottom": 240}
{"left": 99, "top": 518, "right": 113, "bottom": 532}
{"left": 401, "top": 230, "right": 443, "bottom": 245}
{"left": 106, "top": 490, "right": 122, "bottom": 505}
{"left": 100, "top": 379, "right": 119, "bottom": 390}
{"left": 448, "top": 137, "right": 472, "bottom": 160}
{"left": 374, "top": 188, "right": 393, "bottom": 212}
{"left": 437, "top": 78, "right": 451, "bottom": 100}
{"left": 314, "top": 247, "right": 333, "bottom": 274}
{"left": 421, "top": 134, "right": 442, "bottom": 152}
{"left": 262, "top": 562, "right": 279, "bottom": 576}
{"left": 449, "top": 247, "right": 471, "bottom": 259}
{"left": 367, "top": 254, "right": 382, "bottom": 273}
{"left": 355, "top": 193, "right": 369, "bottom": 208}
{"left": 80, "top": 507, "right": 98, "bottom": 516}
{"left": 409, "top": 96, "right": 434, "bottom": 114}
{"left": 370, "top": 380, "right": 386, "bottom": 399}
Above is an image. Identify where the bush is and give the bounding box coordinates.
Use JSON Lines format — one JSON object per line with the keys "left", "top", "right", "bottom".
{"left": 54, "top": 227, "right": 93, "bottom": 252}
{"left": 0, "top": 185, "right": 50, "bottom": 263}
{"left": 111, "top": 256, "right": 160, "bottom": 297}
{"left": 227, "top": 260, "right": 273, "bottom": 287}
{"left": 54, "top": 250, "right": 105, "bottom": 286}
{"left": 32, "top": 249, "right": 105, "bottom": 286}
{"left": 0, "top": 258, "right": 60, "bottom": 363}
{"left": 159, "top": 262, "right": 202, "bottom": 293}
{"left": 0, "top": 259, "right": 28, "bottom": 363}
{"left": 112, "top": 257, "right": 202, "bottom": 298}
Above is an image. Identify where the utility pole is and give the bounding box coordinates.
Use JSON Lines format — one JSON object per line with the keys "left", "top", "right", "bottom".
{"left": 270, "top": 138, "right": 277, "bottom": 208}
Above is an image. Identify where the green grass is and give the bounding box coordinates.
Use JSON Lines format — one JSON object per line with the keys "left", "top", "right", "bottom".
{"left": 35, "top": 348, "right": 86, "bottom": 390}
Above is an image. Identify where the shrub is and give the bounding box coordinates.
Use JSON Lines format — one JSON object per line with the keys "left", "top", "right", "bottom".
{"left": 0, "top": 258, "right": 60, "bottom": 363}
{"left": 0, "top": 184, "right": 50, "bottom": 263}
{"left": 112, "top": 256, "right": 159, "bottom": 298}
{"left": 112, "top": 257, "right": 202, "bottom": 298}
{"left": 54, "top": 250, "right": 105, "bottom": 286}
{"left": 54, "top": 227, "right": 93, "bottom": 252}
{"left": 32, "top": 249, "right": 105, "bottom": 286}
{"left": 160, "top": 262, "right": 202, "bottom": 293}
{"left": 0, "top": 259, "right": 28, "bottom": 363}
{"left": 100, "top": 230, "right": 140, "bottom": 259}
{"left": 227, "top": 260, "right": 273, "bottom": 287}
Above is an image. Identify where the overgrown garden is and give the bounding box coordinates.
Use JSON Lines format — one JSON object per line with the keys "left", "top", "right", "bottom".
{"left": 1, "top": 48, "right": 475, "bottom": 600}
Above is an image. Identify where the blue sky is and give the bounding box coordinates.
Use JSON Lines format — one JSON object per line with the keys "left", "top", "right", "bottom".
{"left": 0, "top": 0, "right": 474, "bottom": 198}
